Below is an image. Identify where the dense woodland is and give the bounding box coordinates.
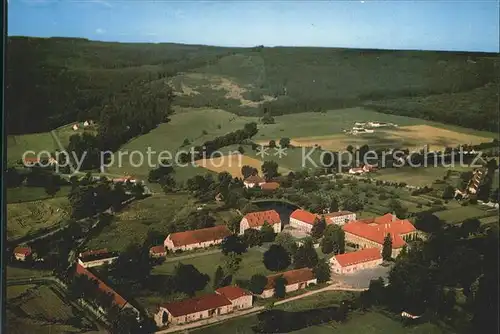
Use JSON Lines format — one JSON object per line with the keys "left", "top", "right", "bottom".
{"left": 6, "top": 37, "right": 499, "bottom": 137}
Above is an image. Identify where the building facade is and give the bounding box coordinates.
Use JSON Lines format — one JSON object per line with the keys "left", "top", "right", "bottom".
{"left": 260, "top": 268, "right": 317, "bottom": 299}
{"left": 330, "top": 247, "right": 383, "bottom": 274}
{"left": 149, "top": 245, "right": 167, "bottom": 258}
{"left": 78, "top": 249, "right": 118, "bottom": 268}
{"left": 289, "top": 209, "right": 319, "bottom": 234}
{"left": 243, "top": 175, "right": 266, "bottom": 189}
{"left": 164, "top": 225, "right": 232, "bottom": 251}
{"left": 325, "top": 211, "right": 357, "bottom": 226}
{"left": 215, "top": 286, "right": 253, "bottom": 310}
{"left": 239, "top": 210, "right": 281, "bottom": 235}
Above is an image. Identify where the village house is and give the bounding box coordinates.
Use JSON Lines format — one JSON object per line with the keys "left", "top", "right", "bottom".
{"left": 289, "top": 209, "right": 319, "bottom": 234}
{"left": 72, "top": 124, "right": 79, "bottom": 131}
{"left": 76, "top": 264, "right": 140, "bottom": 318}
{"left": 330, "top": 247, "right": 383, "bottom": 274}
{"left": 342, "top": 213, "right": 417, "bottom": 257}
{"left": 149, "top": 245, "right": 167, "bottom": 258}
{"left": 239, "top": 210, "right": 282, "bottom": 235}
{"left": 215, "top": 286, "right": 253, "bottom": 310}
{"left": 77, "top": 249, "right": 119, "bottom": 268}
{"left": 154, "top": 293, "right": 233, "bottom": 327}
{"left": 243, "top": 175, "right": 266, "bottom": 189}
{"left": 164, "top": 225, "right": 232, "bottom": 251}
{"left": 348, "top": 164, "right": 377, "bottom": 175}
{"left": 324, "top": 211, "right": 357, "bottom": 226}
{"left": 13, "top": 246, "right": 32, "bottom": 261}
{"left": 260, "top": 268, "right": 317, "bottom": 298}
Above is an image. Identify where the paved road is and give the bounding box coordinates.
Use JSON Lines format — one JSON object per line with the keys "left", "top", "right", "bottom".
{"left": 155, "top": 282, "right": 367, "bottom": 334}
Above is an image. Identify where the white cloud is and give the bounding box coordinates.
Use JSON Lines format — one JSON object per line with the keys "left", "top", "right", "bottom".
{"left": 95, "top": 28, "right": 106, "bottom": 34}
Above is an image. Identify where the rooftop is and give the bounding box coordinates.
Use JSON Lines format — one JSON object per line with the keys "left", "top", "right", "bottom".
{"left": 161, "top": 293, "right": 232, "bottom": 317}
{"left": 167, "top": 225, "right": 232, "bottom": 247}
{"left": 331, "top": 248, "right": 382, "bottom": 267}
{"left": 14, "top": 246, "right": 32, "bottom": 256}
{"left": 290, "top": 209, "right": 319, "bottom": 225}
{"left": 264, "top": 268, "right": 315, "bottom": 290}
{"left": 215, "top": 286, "right": 251, "bottom": 300}
{"left": 260, "top": 182, "right": 280, "bottom": 191}
{"left": 244, "top": 175, "right": 265, "bottom": 184}
{"left": 150, "top": 245, "right": 166, "bottom": 254}
{"left": 244, "top": 210, "right": 281, "bottom": 228}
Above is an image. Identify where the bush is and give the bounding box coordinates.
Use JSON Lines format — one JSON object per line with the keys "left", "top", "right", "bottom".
{"left": 202, "top": 130, "right": 208, "bottom": 135}
{"left": 461, "top": 201, "right": 469, "bottom": 206}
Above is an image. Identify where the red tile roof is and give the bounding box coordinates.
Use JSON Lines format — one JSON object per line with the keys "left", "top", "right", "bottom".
{"left": 290, "top": 209, "right": 319, "bottom": 225}
{"left": 75, "top": 264, "right": 129, "bottom": 308}
{"left": 150, "top": 245, "right": 166, "bottom": 254}
{"left": 167, "top": 225, "right": 232, "bottom": 247}
{"left": 215, "top": 286, "right": 251, "bottom": 300}
{"left": 260, "top": 182, "right": 280, "bottom": 191}
{"left": 332, "top": 248, "right": 382, "bottom": 267}
{"left": 79, "top": 249, "right": 109, "bottom": 258}
{"left": 162, "top": 293, "right": 232, "bottom": 317}
{"left": 244, "top": 175, "right": 265, "bottom": 184}
{"left": 324, "top": 211, "right": 354, "bottom": 218}
{"left": 342, "top": 214, "right": 416, "bottom": 249}
{"left": 14, "top": 246, "right": 32, "bottom": 256}
{"left": 264, "top": 268, "right": 315, "bottom": 290}
{"left": 244, "top": 210, "right": 281, "bottom": 228}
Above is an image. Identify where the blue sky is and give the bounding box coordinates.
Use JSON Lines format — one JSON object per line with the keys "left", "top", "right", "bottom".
{"left": 8, "top": 0, "right": 500, "bottom": 52}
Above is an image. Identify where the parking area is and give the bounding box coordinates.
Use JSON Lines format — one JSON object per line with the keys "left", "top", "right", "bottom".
{"left": 282, "top": 225, "right": 310, "bottom": 239}
{"left": 331, "top": 264, "right": 393, "bottom": 289}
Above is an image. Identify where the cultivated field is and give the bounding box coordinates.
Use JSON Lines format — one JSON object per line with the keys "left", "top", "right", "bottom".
{"left": 6, "top": 132, "right": 57, "bottom": 166}
{"left": 6, "top": 197, "right": 71, "bottom": 241}
{"left": 195, "top": 153, "right": 291, "bottom": 178}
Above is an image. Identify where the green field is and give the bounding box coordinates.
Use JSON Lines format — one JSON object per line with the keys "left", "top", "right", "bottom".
{"left": 6, "top": 197, "right": 71, "bottom": 241}
{"left": 6, "top": 284, "right": 97, "bottom": 334}
{"left": 434, "top": 205, "right": 495, "bottom": 224}
{"left": 7, "top": 132, "right": 57, "bottom": 166}
{"left": 6, "top": 266, "right": 52, "bottom": 279}
{"left": 371, "top": 166, "right": 475, "bottom": 188}
{"left": 7, "top": 185, "right": 71, "bottom": 204}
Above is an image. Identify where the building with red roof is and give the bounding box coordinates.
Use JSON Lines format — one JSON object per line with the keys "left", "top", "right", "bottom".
{"left": 77, "top": 249, "right": 118, "bottom": 268}
{"left": 330, "top": 248, "right": 383, "bottom": 274}
{"left": 324, "top": 211, "right": 357, "bottom": 226}
{"left": 13, "top": 246, "right": 32, "bottom": 261}
{"left": 164, "top": 225, "right": 232, "bottom": 251}
{"left": 239, "top": 210, "right": 281, "bottom": 235}
{"left": 260, "top": 268, "right": 317, "bottom": 298}
{"left": 149, "top": 245, "right": 167, "bottom": 258}
{"left": 243, "top": 175, "right": 266, "bottom": 188}
{"left": 154, "top": 293, "right": 234, "bottom": 327}
{"left": 215, "top": 286, "right": 253, "bottom": 310}
{"left": 342, "top": 213, "right": 417, "bottom": 257}
{"left": 75, "top": 263, "right": 139, "bottom": 317}
{"left": 260, "top": 182, "right": 280, "bottom": 191}
{"left": 289, "top": 209, "right": 320, "bottom": 233}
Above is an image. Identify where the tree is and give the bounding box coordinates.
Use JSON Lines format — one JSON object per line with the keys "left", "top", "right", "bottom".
{"left": 220, "top": 235, "right": 247, "bottom": 255}
{"left": 110, "top": 242, "right": 152, "bottom": 285}
{"left": 311, "top": 217, "right": 326, "bottom": 239}
{"left": 243, "top": 229, "right": 263, "bottom": 247}
{"left": 241, "top": 165, "right": 258, "bottom": 179}
{"left": 382, "top": 234, "right": 392, "bottom": 261}
{"left": 460, "top": 218, "right": 481, "bottom": 237}
{"left": 268, "top": 140, "right": 276, "bottom": 148}
{"left": 44, "top": 174, "right": 61, "bottom": 197}
{"left": 388, "top": 199, "right": 408, "bottom": 219}
{"left": 261, "top": 113, "right": 275, "bottom": 124}
{"left": 273, "top": 276, "right": 287, "bottom": 298}
{"left": 442, "top": 185, "right": 455, "bottom": 200}
{"left": 279, "top": 138, "right": 291, "bottom": 148}
{"left": 260, "top": 222, "right": 276, "bottom": 242}
{"left": 293, "top": 238, "right": 318, "bottom": 268}
{"left": 249, "top": 274, "right": 268, "bottom": 294}
{"left": 414, "top": 212, "right": 442, "bottom": 233}
{"left": 342, "top": 195, "right": 364, "bottom": 212}
{"left": 263, "top": 245, "right": 291, "bottom": 271}
{"left": 320, "top": 236, "right": 335, "bottom": 254}
{"left": 313, "top": 258, "right": 331, "bottom": 283}
{"left": 213, "top": 266, "right": 225, "bottom": 289}
{"left": 262, "top": 161, "right": 279, "bottom": 180}
{"left": 323, "top": 224, "right": 345, "bottom": 254}
{"left": 275, "top": 232, "right": 298, "bottom": 256}
{"left": 224, "top": 253, "right": 242, "bottom": 276}
{"left": 173, "top": 263, "right": 210, "bottom": 296}
{"left": 227, "top": 215, "right": 242, "bottom": 234}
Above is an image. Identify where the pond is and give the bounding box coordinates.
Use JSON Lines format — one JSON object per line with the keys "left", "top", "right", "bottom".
{"left": 252, "top": 199, "right": 300, "bottom": 225}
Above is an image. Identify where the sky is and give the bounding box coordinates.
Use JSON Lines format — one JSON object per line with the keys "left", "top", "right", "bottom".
{"left": 7, "top": 0, "right": 500, "bottom": 52}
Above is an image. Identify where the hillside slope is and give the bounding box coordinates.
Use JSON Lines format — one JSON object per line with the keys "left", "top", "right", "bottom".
{"left": 6, "top": 37, "right": 499, "bottom": 135}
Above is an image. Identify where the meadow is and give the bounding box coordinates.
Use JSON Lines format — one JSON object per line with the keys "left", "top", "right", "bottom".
{"left": 7, "top": 185, "right": 71, "bottom": 204}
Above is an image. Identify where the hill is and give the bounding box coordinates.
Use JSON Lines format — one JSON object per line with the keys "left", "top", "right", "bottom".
{"left": 6, "top": 37, "right": 499, "bottom": 136}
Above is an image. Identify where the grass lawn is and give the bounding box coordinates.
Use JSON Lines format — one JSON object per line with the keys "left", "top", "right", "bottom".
{"left": 6, "top": 132, "right": 57, "bottom": 166}
{"left": 7, "top": 186, "right": 71, "bottom": 204}
{"left": 7, "top": 283, "right": 96, "bottom": 334}
{"left": 6, "top": 266, "right": 52, "bottom": 279}
{"left": 6, "top": 197, "right": 71, "bottom": 241}
{"left": 434, "top": 205, "right": 490, "bottom": 224}
{"left": 371, "top": 166, "right": 475, "bottom": 188}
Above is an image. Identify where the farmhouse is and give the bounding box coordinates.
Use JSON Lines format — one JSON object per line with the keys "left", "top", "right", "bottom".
{"left": 149, "top": 245, "right": 167, "bottom": 258}
{"left": 13, "top": 246, "right": 32, "bottom": 261}
{"left": 324, "top": 211, "right": 356, "bottom": 226}
{"left": 76, "top": 264, "right": 140, "bottom": 317}
{"left": 239, "top": 210, "right": 282, "bottom": 235}
{"left": 77, "top": 249, "right": 118, "bottom": 268}
{"left": 164, "top": 225, "right": 232, "bottom": 251}
{"left": 154, "top": 293, "right": 233, "bottom": 327}
{"left": 260, "top": 268, "right": 317, "bottom": 298}
{"left": 348, "top": 165, "right": 377, "bottom": 175}
{"left": 343, "top": 213, "right": 417, "bottom": 257}
{"left": 215, "top": 286, "right": 253, "bottom": 310}
{"left": 330, "top": 247, "right": 382, "bottom": 274}
{"left": 289, "top": 209, "right": 319, "bottom": 233}
{"left": 243, "top": 175, "right": 266, "bottom": 188}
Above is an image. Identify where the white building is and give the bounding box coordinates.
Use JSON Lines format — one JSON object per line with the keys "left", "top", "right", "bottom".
{"left": 289, "top": 209, "right": 319, "bottom": 234}
{"left": 324, "top": 211, "right": 357, "bottom": 226}
{"left": 330, "top": 247, "right": 383, "bottom": 274}
{"left": 243, "top": 175, "right": 266, "bottom": 188}
{"left": 239, "top": 210, "right": 281, "bottom": 235}
{"left": 260, "top": 268, "right": 317, "bottom": 298}
{"left": 164, "top": 225, "right": 232, "bottom": 251}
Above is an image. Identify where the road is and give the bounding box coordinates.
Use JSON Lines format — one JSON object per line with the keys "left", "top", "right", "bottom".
{"left": 155, "top": 282, "right": 367, "bottom": 334}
